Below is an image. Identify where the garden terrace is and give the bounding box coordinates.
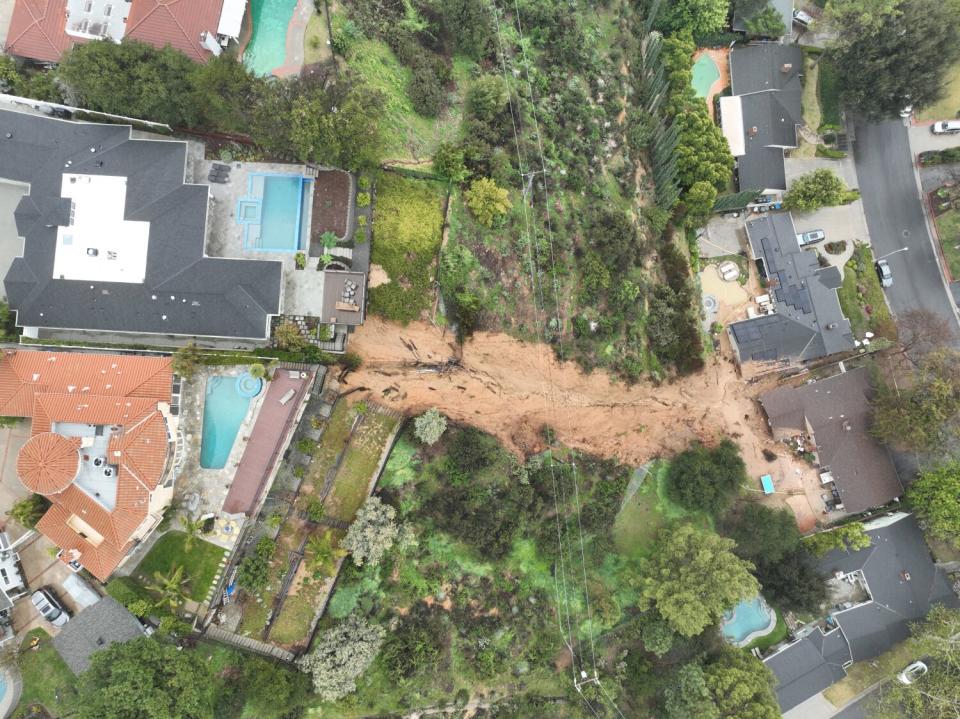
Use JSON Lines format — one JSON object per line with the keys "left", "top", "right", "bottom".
{"left": 310, "top": 170, "right": 354, "bottom": 243}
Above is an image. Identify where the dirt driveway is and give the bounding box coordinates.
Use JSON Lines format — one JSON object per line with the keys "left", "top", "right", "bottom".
{"left": 346, "top": 318, "right": 822, "bottom": 530}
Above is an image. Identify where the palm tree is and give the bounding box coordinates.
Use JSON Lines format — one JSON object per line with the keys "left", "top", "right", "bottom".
{"left": 148, "top": 565, "right": 190, "bottom": 611}
{"left": 181, "top": 517, "right": 204, "bottom": 552}
{"left": 306, "top": 531, "right": 345, "bottom": 576}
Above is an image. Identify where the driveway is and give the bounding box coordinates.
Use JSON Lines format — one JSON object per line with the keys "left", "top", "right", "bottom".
{"left": 908, "top": 122, "right": 960, "bottom": 154}
{"left": 852, "top": 117, "right": 960, "bottom": 338}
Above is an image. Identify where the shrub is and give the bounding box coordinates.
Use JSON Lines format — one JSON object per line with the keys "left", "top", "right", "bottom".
{"left": 295, "top": 252, "right": 307, "bottom": 269}
{"left": 7, "top": 494, "right": 50, "bottom": 528}
{"left": 356, "top": 214, "right": 367, "bottom": 228}
{"left": 237, "top": 537, "right": 275, "bottom": 592}
{"left": 296, "top": 437, "right": 315, "bottom": 455}
{"left": 306, "top": 498, "right": 325, "bottom": 523}
{"left": 356, "top": 192, "right": 371, "bottom": 208}
{"left": 357, "top": 176, "right": 370, "bottom": 190}
{"left": 414, "top": 408, "right": 447, "bottom": 445}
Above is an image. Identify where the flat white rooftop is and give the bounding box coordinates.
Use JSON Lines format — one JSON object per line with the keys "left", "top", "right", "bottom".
{"left": 720, "top": 95, "right": 746, "bottom": 157}
{"left": 218, "top": 0, "right": 247, "bottom": 39}
{"left": 53, "top": 174, "right": 150, "bottom": 285}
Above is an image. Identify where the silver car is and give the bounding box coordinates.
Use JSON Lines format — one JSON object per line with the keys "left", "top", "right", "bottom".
{"left": 875, "top": 259, "right": 893, "bottom": 288}
{"left": 32, "top": 588, "right": 69, "bottom": 627}
{"left": 796, "top": 230, "right": 826, "bottom": 246}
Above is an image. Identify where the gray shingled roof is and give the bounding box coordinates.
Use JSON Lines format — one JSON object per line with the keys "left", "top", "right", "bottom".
{"left": 51, "top": 596, "right": 145, "bottom": 674}
{"left": 0, "top": 109, "right": 283, "bottom": 339}
{"left": 729, "top": 214, "right": 854, "bottom": 364}
{"left": 730, "top": 44, "right": 803, "bottom": 98}
{"left": 765, "top": 514, "right": 959, "bottom": 711}
{"left": 732, "top": 0, "right": 794, "bottom": 35}
{"left": 761, "top": 368, "right": 903, "bottom": 513}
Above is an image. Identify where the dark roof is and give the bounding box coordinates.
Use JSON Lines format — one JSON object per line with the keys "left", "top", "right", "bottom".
{"left": 730, "top": 44, "right": 803, "bottom": 97}
{"left": 764, "top": 627, "right": 850, "bottom": 712}
{"left": 732, "top": 0, "right": 794, "bottom": 35}
{"left": 766, "top": 514, "right": 960, "bottom": 711}
{"left": 51, "top": 596, "right": 144, "bottom": 674}
{"left": 320, "top": 271, "right": 366, "bottom": 327}
{"left": 729, "top": 214, "right": 854, "bottom": 365}
{"left": 760, "top": 368, "right": 903, "bottom": 514}
{"left": 0, "top": 109, "right": 282, "bottom": 339}
{"left": 820, "top": 514, "right": 960, "bottom": 661}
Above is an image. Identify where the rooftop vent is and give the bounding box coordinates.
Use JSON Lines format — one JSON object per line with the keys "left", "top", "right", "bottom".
{"left": 748, "top": 126, "right": 759, "bottom": 137}
{"left": 781, "top": 63, "right": 793, "bottom": 73}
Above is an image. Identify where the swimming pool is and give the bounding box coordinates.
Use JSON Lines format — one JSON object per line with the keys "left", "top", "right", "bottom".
{"left": 237, "top": 173, "right": 313, "bottom": 251}
{"left": 200, "top": 375, "right": 255, "bottom": 469}
{"left": 721, "top": 596, "right": 776, "bottom": 645}
{"left": 244, "top": 0, "right": 299, "bottom": 76}
{"left": 692, "top": 53, "right": 720, "bottom": 98}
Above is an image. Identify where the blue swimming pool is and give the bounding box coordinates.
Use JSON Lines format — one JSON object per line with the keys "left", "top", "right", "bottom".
{"left": 200, "top": 375, "right": 254, "bottom": 469}
{"left": 721, "top": 596, "right": 776, "bottom": 645}
{"left": 244, "top": 0, "right": 299, "bottom": 76}
{"left": 237, "top": 173, "right": 312, "bottom": 251}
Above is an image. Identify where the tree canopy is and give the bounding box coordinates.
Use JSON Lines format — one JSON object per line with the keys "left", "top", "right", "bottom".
{"left": 640, "top": 524, "right": 759, "bottom": 637}
{"left": 783, "top": 169, "right": 859, "bottom": 211}
{"left": 342, "top": 496, "right": 400, "bottom": 567}
{"left": 723, "top": 504, "right": 800, "bottom": 564}
{"left": 908, "top": 462, "right": 960, "bottom": 545}
{"left": 298, "top": 615, "right": 385, "bottom": 701}
{"left": 656, "top": 0, "right": 731, "bottom": 38}
{"left": 75, "top": 637, "right": 214, "bottom": 719}
{"left": 703, "top": 649, "right": 780, "bottom": 719}
{"left": 826, "top": 0, "right": 960, "bottom": 119}
{"left": 666, "top": 439, "right": 747, "bottom": 515}
{"left": 464, "top": 178, "right": 512, "bottom": 227}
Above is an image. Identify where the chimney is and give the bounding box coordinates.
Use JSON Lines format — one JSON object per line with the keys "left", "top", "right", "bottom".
{"left": 748, "top": 126, "right": 759, "bottom": 137}
{"left": 781, "top": 63, "right": 793, "bottom": 73}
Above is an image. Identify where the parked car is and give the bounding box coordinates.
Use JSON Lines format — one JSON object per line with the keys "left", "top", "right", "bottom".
{"left": 31, "top": 588, "right": 69, "bottom": 627}
{"left": 793, "top": 9, "right": 814, "bottom": 26}
{"left": 875, "top": 259, "right": 893, "bottom": 288}
{"left": 796, "top": 229, "right": 826, "bottom": 246}
{"left": 897, "top": 661, "right": 928, "bottom": 685}
{"left": 932, "top": 120, "right": 960, "bottom": 135}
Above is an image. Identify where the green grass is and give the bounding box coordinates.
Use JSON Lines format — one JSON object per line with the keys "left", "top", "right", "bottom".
{"left": 936, "top": 209, "right": 960, "bottom": 281}
{"left": 818, "top": 57, "right": 843, "bottom": 129}
{"left": 304, "top": 13, "right": 331, "bottom": 65}
{"left": 13, "top": 628, "right": 77, "bottom": 719}
{"left": 326, "top": 411, "right": 398, "bottom": 520}
{"left": 743, "top": 608, "right": 788, "bottom": 652}
{"left": 133, "top": 530, "right": 226, "bottom": 602}
{"left": 917, "top": 60, "right": 960, "bottom": 121}
{"left": 369, "top": 173, "right": 446, "bottom": 323}
{"left": 612, "top": 462, "right": 712, "bottom": 556}
{"left": 837, "top": 243, "right": 897, "bottom": 339}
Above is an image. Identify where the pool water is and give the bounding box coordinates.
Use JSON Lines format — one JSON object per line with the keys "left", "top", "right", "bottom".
{"left": 260, "top": 175, "right": 303, "bottom": 250}
{"left": 721, "top": 596, "right": 775, "bottom": 644}
{"left": 244, "top": 0, "right": 299, "bottom": 76}
{"left": 200, "top": 375, "right": 253, "bottom": 469}
{"left": 692, "top": 53, "right": 720, "bottom": 98}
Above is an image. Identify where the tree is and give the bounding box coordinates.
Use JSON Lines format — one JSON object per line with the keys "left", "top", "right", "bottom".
{"left": 871, "top": 348, "right": 960, "bottom": 451}
{"left": 723, "top": 504, "right": 800, "bottom": 564}
{"left": 755, "top": 546, "right": 828, "bottom": 613}
{"left": 466, "top": 74, "right": 508, "bottom": 122}
{"left": 803, "top": 522, "right": 872, "bottom": 556}
{"left": 237, "top": 536, "right": 275, "bottom": 592}
{"left": 908, "top": 462, "right": 960, "bottom": 545}
{"left": 783, "top": 169, "right": 859, "bottom": 211}
{"left": 826, "top": 0, "right": 960, "bottom": 119}
{"left": 237, "top": 654, "right": 310, "bottom": 719}
{"left": 342, "top": 496, "right": 399, "bottom": 567}
{"left": 147, "top": 566, "right": 190, "bottom": 612}
{"left": 675, "top": 110, "right": 735, "bottom": 191}
{"left": 662, "top": 663, "right": 720, "bottom": 719}
{"left": 666, "top": 439, "right": 747, "bottom": 515}
{"left": 898, "top": 308, "right": 956, "bottom": 363}
{"left": 657, "top": 0, "right": 731, "bottom": 37}
{"left": 703, "top": 649, "right": 780, "bottom": 719}
{"left": 248, "top": 362, "right": 267, "bottom": 380}
{"left": 0, "top": 56, "right": 20, "bottom": 94}
{"left": 7, "top": 494, "right": 50, "bottom": 528}
{"left": 297, "top": 615, "right": 385, "bottom": 701}
{"left": 75, "top": 637, "right": 213, "bottom": 719}
{"left": 639, "top": 524, "right": 759, "bottom": 637}
{"left": 414, "top": 408, "right": 447, "bottom": 445}
{"left": 683, "top": 181, "right": 718, "bottom": 227}
{"left": 641, "top": 617, "right": 677, "bottom": 657}
{"left": 746, "top": 6, "right": 786, "bottom": 36}
{"left": 273, "top": 321, "right": 306, "bottom": 351}
{"left": 584, "top": 205, "right": 643, "bottom": 270}
{"left": 433, "top": 142, "right": 470, "bottom": 182}
{"left": 172, "top": 342, "right": 201, "bottom": 380}
{"left": 306, "top": 530, "right": 346, "bottom": 575}
{"left": 464, "top": 177, "right": 512, "bottom": 227}
{"left": 181, "top": 517, "right": 205, "bottom": 552}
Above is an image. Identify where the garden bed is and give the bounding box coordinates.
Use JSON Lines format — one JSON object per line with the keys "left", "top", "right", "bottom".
{"left": 935, "top": 209, "right": 960, "bottom": 281}
{"left": 836, "top": 243, "right": 897, "bottom": 339}
{"left": 311, "top": 170, "right": 352, "bottom": 240}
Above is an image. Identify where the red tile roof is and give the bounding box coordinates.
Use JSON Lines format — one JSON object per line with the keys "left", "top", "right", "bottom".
{"left": 2, "top": 350, "right": 173, "bottom": 582}
{"left": 5, "top": 0, "right": 225, "bottom": 64}
{"left": 124, "top": 0, "right": 225, "bottom": 64}
{"left": 4, "top": 0, "right": 75, "bottom": 64}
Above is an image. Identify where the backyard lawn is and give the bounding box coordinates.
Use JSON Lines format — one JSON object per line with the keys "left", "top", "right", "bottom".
{"left": 818, "top": 56, "right": 842, "bottom": 129}
{"left": 133, "top": 530, "right": 226, "bottom": 602}
{"left": 13, "top": 628, "right": 77, "bottom": 719}
{"left": 837, "top": 243, "right": 897, "bottom": 340}
{"left": 824, "top": 637, "right": 918, "bottom": 706}
{"left": 368, "top": 174, "right": 446, "bottom": 323}
{"left": 935, "top": 209, "right": 960, "bottom": 281}
{"left": 744, "top": 608, "right": 788, "bottom": 652}
{"left": 917, "top": 61, "right": 960, "bottom": 121}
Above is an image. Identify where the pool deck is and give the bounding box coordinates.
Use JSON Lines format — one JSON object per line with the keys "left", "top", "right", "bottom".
{"left": 693, "top": 47, "right": 730, "bottom": 120}
{"left": 272, "top": 0, "right": 314, "bottom": 78}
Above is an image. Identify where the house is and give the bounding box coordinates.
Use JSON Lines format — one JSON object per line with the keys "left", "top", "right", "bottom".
{"left": 727, "top": 214, "right": 854, "bottom": 371}
{"left": 5, "top": 0, "right": 247, "bottom": 64}
{"left": 0, "top": 108, "right": 282, "bottom": 343}
{"left": 732, "top": 0, "right": 794, "bottom": 38}
{"left": 52, "top": 596, "right": 148, "bottom": 673}
{"left": 0, "top": 531, "right": 28, "bottom": 645}
{"left": 760, "top": 367, "right": 903, "bottom": 514}
{"left": 764, "top": 513, "right": 960, "bottom": 713}
{"left": 1, "top": 349, "right": 177, "bottom": 581}
{"left": 720, "top": 44, "right": 803, "bottom": 193}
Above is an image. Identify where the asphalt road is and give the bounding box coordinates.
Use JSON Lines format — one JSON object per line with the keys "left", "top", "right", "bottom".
{"left": 852, "top": 118, "right": 960, "bottom": 338}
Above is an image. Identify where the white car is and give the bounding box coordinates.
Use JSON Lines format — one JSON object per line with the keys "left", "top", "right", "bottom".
{"left": 796, "top": 230, "right": 826, "bottom": 246}
{"left": 31, "top": 588, "right": 69, "bottom": 627}
{"left": 932, "top": 120, "right": 960, "bottom": 135}
{"left": 897, "top": 661, "right": 928, "bottom": 685}
{"left": 793, "top": 9, "right": 814, "bottom": 26}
